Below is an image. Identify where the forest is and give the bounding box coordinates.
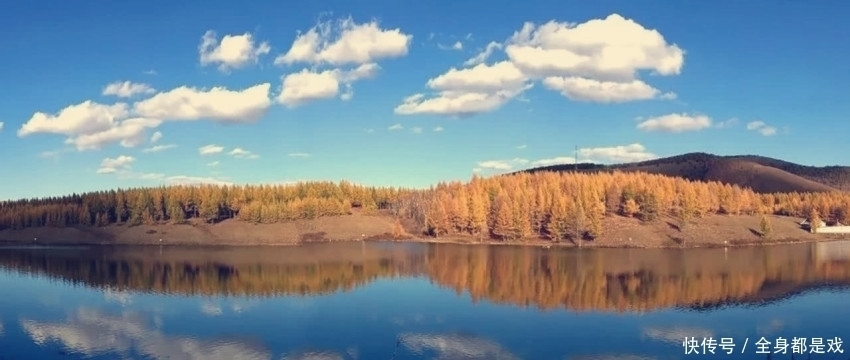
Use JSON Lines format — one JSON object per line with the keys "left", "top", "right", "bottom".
{"left": 1, "top": 171, "right": 849, "bottom": 242}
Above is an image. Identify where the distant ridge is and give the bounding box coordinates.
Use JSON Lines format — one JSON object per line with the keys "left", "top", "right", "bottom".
{"left": 515, "top": 152, "right": 850, "bottom": 193}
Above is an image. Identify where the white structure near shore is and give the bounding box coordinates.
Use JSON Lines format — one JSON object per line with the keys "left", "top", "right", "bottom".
{"left": 800, "top": 219, "right": 850, "bottom": 234}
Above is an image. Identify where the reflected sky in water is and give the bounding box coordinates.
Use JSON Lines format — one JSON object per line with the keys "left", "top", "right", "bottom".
{"left": 0, "top": 241, "right": 849, "bottom": 359}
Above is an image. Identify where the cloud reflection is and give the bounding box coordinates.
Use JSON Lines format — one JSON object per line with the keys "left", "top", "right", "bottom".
{"left": 0, "top": 320, "right": 4, "bottom": 336}
{"left": 20, "top": 308, "right": 271, "bottom": 360}
{"left": 399, "top": 332, "right": 520, "bottom": 360}
{"left": 103, "top": 287, "right": 133, "bottom": 306}
{"left": 201, "top": 302, "right": 224, "bottom": 316}
{"left": 280, "top": 350, "right": 346, "bottom": 360}
{"left": 642, "top": 326, "right": 713, "bottom": 345}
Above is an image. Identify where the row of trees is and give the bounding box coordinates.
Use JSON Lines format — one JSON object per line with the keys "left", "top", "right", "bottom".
{"left": 2, "top": 172, "right": 849, "bottom": 242}
{"left": 0, "top": 181, "right": 415, "bottom": 230}
{"left": 419, "top": 172, "right": 850, "bottom": 241}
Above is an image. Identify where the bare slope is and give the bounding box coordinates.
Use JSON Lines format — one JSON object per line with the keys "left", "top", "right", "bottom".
{"left": 518, "top": 152, "right": 849, "bottom": 193}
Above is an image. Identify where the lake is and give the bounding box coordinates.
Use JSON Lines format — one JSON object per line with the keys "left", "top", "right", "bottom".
{"left": 0, "top": 241, "right": 848, "bottom": 359}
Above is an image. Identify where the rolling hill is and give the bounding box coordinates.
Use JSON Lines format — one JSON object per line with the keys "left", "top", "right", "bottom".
{"left": 517, "top": 152, "right": 850, "bottom": 193}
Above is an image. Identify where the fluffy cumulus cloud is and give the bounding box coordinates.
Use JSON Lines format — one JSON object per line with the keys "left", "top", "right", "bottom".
{"left": 133, "top": 83, "right": 272, "bottom": 122}
{"left": 394, "top": 61, "right": 533, "bottom": 116}
{"left": 578, "top": 143, "right": 657, "bottom": 163}
{"left": 16, "top": 101, "right": 162, "bottom": 150}
{"left": 277, "top": 63, "right": 379, "bottom": 106}
{"left": 398, "top": 13, "right": 683, "bottom": 116}
{"left": 637, "top": 113, "right": 713, "bottom": 132}
{"left": 97, "top": 155, "right": 135, "bottom": 174}
{"left": 199, "top": 30, "right": 271, "bottom": 72}
{"left": 542, "top": 77, "right": 667, "bottom": 103}
{"left": 275, "top": 17, "right": 411, "bottom": 66}
{"left": 0, "top": 121, "right": 4, "bottom": 132}
{"left": 275, "top": 17, "right": 411, "bottom": 106}
{"left": 746, "top": 120, "right": 778, "bottom": 136}
{"left": 18, "top": 82, "right": 272, "bottom": 151}
{"left": 102, "top": 81, "right": 156, "bottom": 98}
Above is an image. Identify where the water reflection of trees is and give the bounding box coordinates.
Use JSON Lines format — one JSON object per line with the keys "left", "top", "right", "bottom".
{"left": 1, "top": 242, "right": 849, "bottom": 311}
{"left": 424, "top": 243, "right": 850, "bottom": 312}
{"left": 0, "top": 243, "right": 426, "bottom": 297}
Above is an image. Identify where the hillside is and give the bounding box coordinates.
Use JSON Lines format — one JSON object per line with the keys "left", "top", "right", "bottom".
{"left": 517, "top": 152, "right": 850, "bottom": 193}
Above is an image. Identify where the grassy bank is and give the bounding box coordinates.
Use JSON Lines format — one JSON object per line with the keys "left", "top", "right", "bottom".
{"left": 1, "top": 212, "right": 847, "bottom": 249}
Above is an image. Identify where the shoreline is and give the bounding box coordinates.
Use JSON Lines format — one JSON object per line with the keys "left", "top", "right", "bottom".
{"left": 1, "top": 213, "right": 848, "bottom": 249}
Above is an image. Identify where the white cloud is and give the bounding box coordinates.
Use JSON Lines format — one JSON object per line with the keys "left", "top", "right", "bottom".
{"left": 411, "top": 127, "right": 423, "bottom": 134}
{"left": 636, "top": 113, "right": 712, "bottom": 133}
{"left": 427, "top": 61, "right": 527, "bottom": 93}
{"left": 102, "top": 81, "right": 156, "bottom": 98}
{"left": 746, "top": 120, "right": 778, "bottom": 136}
{"left": 542, "top": 77, "right": 665, "bottom": 102}
{"left": 715, "top": 118, "right": 738, "bottom": 129}
{"left": 39, "top": 148, "right": 73, "bottom": 160}
{"left": 199, "top": 30, "right": 270, "bottom": 72}
{"left": 476, "top": 158, "right": 529, "bottom": 171}
{"left": 276, "top": 63, "right": 378, "bottom": 106}
{"left": 405, "top": 14, "right": 682, "bottom": 115}
{"left": 394, "top": 61, "right": 533, "bottom": 116}
{"left": 141, "top": 144, "right": 176, "bottom": 153}
{"left": 165, "top": 176, "right": 233, "bottom": 186}
{"left": 18, "top": 101, "right": 129, "bottom": 137}
{"left": 143, "top": 69, "right": 157, "bottom": 75}
{"left": 20, "top": 83, "right": 271, "bottom": 150}
{"left": 275, "top": 17, "right": 412, "bottom": 66}
{"left": 199, "top": 144, "right": 224, "bottom": 155}
{"left": 207, "top": 161, "right": 219, "bottom": 167}
{"left": 133, "top": 83, "right": 272, "bottom": 123}
{"left": 433, "top": 126, "right": 444, "bottom": 132}
{"left": 96, "top": 155, "right": 134, "bottom": 174}
{"left": 505, "top": 14, "right": 684, "bottom": 81}
{"left": 516, "top": 144, "right": 527, "bottom": 149}
{"left": 229, "top": 148, "right": 259, "bottom": 159}
{"left": 579, "top": 143, "right": 657, "bottom": 163}
{"left": 388, "top": 123, "right": 403, "bottom": 131}
{"left": 0, "top": 121, "right": 3, "bottom": 132}
{"left": 288, "top": 152, "right": 310, "bottom": 157}
{"left": 66, "top": 117, "right": 162, "bottom": 150}
{"left": 464, "top": 41, "right": 503, "bottom": 66}
{"left": 149, "top": 131, "right": 162, "bottom": 143}
{"left": 438, "top": 41, "right": 463, "bottom": 51}
{"left": 530, "top": 156, "right": 576, "bottom": 167}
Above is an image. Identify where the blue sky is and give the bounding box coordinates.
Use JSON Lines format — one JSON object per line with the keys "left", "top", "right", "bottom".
{"left": 1, "top": 0, "right": 849, "bottom": 201}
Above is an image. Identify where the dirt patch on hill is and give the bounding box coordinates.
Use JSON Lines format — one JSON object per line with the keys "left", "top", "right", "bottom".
{"left": 0, "top": 214, "right": 403, "bottom": 246}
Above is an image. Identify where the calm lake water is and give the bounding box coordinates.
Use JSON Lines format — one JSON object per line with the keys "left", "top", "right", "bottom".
{"left": 1, "top": 241, "right": 849, "bottom": 360}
